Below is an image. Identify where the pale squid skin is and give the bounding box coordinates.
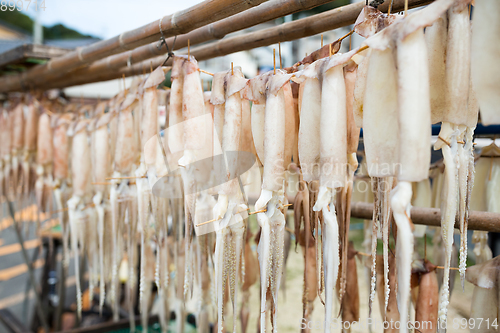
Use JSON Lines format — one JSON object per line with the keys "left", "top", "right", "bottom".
{"left": 211, "top": 67, "right": 248, "bottom": 333}
{"left": 179, "top": 57, "right": 206, "bottom": 301}
{"left": 167, "top": 56, "right": 187, "bottom": 333}
{"left": 436, "top": 2, "right": 473, "bottom": 318}
{"left": 182, "top": 58, "right": 206, "bottom": 154}
{"left": 113, "top": 96, "right": 139, "bottom": 322}
{"left": 92, "top": 114, "right": 112, "bottom": 193}
{"left": 362, "top": 46, "right": 399, "bottom": 315}
{"left": 114, "top": 104, "right": 136, "bottom": 174}
{"left": 297, "top": 77, "right": 321, "bottom": 182}
{"left": 211, "top": 71, "right": 226, "bottom": 157}
{"left": 52, "top": 114, "right": 72, "bottom": 270}
{"left": 67, "top": 120, "right": 91, "bottom": 319}
{"left": 244, "top": 72, "right": 271, "bottom": 165}
{"left": 363, "top": 48, "right": 400, "bottom": 178}
{"left": 471, "top": 0, "right": 500, "bottom": 126}
{"left": 136, "top": 66, "right": 166, "bottom": 329}
{"left": 261, "top": 77, "right": 286, "bottom": 193}
{"left": 312, "top": 61, "right": 346, "bottom": 333}
{"left": 221, "top": 69, "right": 243, "bottom": 333}
{"left": 52, "top": 116, "right": 72, "bottom": 180}
{"left": 251, "top": 103, "right": 265, "bottom": 165}
{"left": 71, "top": 123, "right": 91, "bottom": 197}
{"left": 319, "top": 64, "right": 346, "bottom": 190}
{"left": 239, "top": 97, "right": 254, "bottom": 155}
{"left": 392, "top": 27, "right": 431, "bottom": 333}
{"left": 142, "top": 67, "right": 164, "bottom": 164}
{"left": 352, "top": 50, "right": 371, "bottom": 128}
{"left": 255, "top": 71, "right": 288, "bottom": 333}
{"left": 91, "top": 112, "right": 113, "bottom": 313}
{"left": 445, "top": 3, "right": 471, "bottom": 122}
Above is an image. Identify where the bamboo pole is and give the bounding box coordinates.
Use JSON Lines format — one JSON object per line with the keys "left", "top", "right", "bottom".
{"left": 27, "top": 0, "right": 342, "bottom": 90}
{"left": 351, "top": 201, "right": 500, "bottom": 233}
{"left": 42, "top": 0, "right": 433, "bottom": 89}
{"left": 0, "top": 0, "right": 267, "bottom": 92}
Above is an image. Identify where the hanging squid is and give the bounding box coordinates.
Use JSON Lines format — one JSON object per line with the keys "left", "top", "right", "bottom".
{"left": 309, "top": 52, "right": 354, "bottom": 333}
{"left": 35, "top": 111, "right": 54, "bottom": 215}
{"left": 23, "top": 96, "right": 38, "bottom": 204}
{"left": 471, "top": 0, "right": 500, "bottom": 126}
{"left": 11, "top": 101, "right": 24, "bottom": 200}
{"left": 426, "top": 0, "right": 476, "bottom": 321}
{"left": 168, "top": 55, "right": 187, "bottom": 333}
{"left": 89, "top": 110, "right": 114, "bottom": 313}
{"left": 363, "top": 1, "right": 466, "bottom": 330}
{"left": 52, "top": 113, "right": 73, "bottom": 270}
{"left": 136, "top": 65, "right": 167, "bottom": 327}
{"left": 211, "top": 66, "right": 248, "bottom": 333}
{"left": 255, "top": 69, "right": 291, "bottom": 333}
{"left": 1, "top": 108, "right": 12, "bottom": 203}
{"left": 354, "top": 5, "right": 400, "bottom": 316}
{"left": 67, "top": 117, "right": 91, "bottom": 319}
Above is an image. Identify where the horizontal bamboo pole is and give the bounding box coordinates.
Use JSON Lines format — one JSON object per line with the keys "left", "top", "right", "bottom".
{"left": 30, "top": 0, "right": 342, "bottom": 90}
{"left": 351, "top": 201, "right": 500, "bottom": 233}
{"left": 45, "top": 0, "right": 432, "bottom": 89}
{"left": 0, "top": 0, "right": 267, "bottom": 92}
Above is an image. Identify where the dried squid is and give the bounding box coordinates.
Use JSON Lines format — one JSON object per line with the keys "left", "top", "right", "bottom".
{"left": 52, "top": 113, "right": 73, "bottom": 270}
{"left": 136, "top": 65, "right": 166, "bottom": 327}
{"left": 471, "top": 0, "right": 500, "bottom": 126}
{"left": 354, "top": 5, "right": 400, "bottom": 316}
{"left": 23, "top": 96, "right": 38, "bottom": 203}
{"left": 255, "top": 69, "right": 290, "bottom": 333}
{"left": 360, "top": 1, "right": 463, "bottom": 330}
{"left": 67, "top": 118, "right": 91, "bottom": 319}
{"left": 428, "top": 0, "right": 476, "bottom": 320}
{"left": 36, "top": 111, "right": 54, "bottom": 214}
{"left": 311, "top": 56, "right": 348, "bottom": 333}
{"left": 11, "top": 101, "right": 24, "bottom": 199}
{"left": 211, "top": 66, "right": 248, "bottom": 333}
{"left": 1, "top": 108, "right": 12, "bottom": 202}
{"left": 90, "top": 110, "right": 114, "bottom": 313}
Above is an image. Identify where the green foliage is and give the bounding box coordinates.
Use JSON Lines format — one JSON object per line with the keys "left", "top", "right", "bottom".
{"left": 0, "top": 10, "right": 95, "bottom": 39}
{"left": 0, "top": 10, "right": 32, "bottom": 33}
{"left": 43, "top": 23, "right": 94, "bottom": 39}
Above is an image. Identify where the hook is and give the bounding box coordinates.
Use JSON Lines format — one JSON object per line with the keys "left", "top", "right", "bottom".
{"left": 157, "top": 16, "right": 177, "bottom": 66}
